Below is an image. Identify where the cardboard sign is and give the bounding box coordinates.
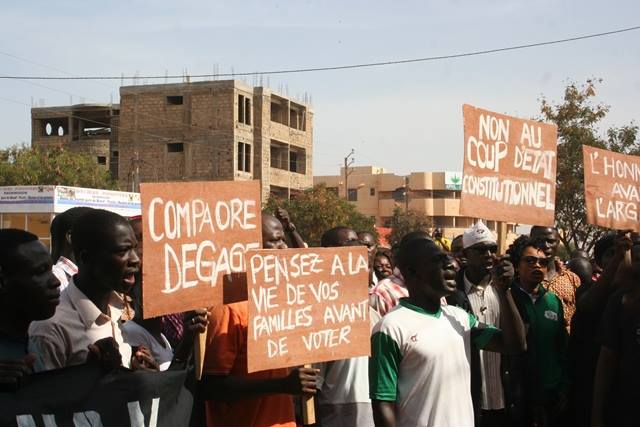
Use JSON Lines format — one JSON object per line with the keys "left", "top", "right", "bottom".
{"left": 460, "top": 104, "right": 558, "bottom": 226}
{"left": 140, "top": 181, "right": 262, "bottom": 318}
{"left": 583, "top": 146, "right": 640, "bottom": 231}
{"left": 246, "top": 247, "right": 370, "bottom": 373}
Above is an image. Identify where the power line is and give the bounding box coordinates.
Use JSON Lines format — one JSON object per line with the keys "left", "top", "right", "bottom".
{"left": 1, "top": 25, "right": 639, "bottom": 81}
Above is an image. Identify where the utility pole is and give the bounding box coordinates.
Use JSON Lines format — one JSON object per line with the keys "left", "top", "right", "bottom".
{"left": 131, "top": 151, "right": 141, "bottom": 193}
{"left": 343, "top": 149, "right": 355, "bottom": 199}
{"left": 404, "top": 175, "right": 409, "bottom": 212}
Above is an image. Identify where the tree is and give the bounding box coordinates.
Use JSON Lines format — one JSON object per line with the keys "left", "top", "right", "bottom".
{"left": 0, "top": 145, "right": 117, "bottom": 189}
{"left": 386, "top": 206, "right": 433, "bottom": 248}
{"left": 265, "top": 184, "right": 377, "bottom": 247}
{"left": 540, "top": 79, "right": 639, "bottom": 251}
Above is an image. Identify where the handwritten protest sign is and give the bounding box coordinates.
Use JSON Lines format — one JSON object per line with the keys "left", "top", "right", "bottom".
{"left": 246, "top": 247, "right": 370, "bottom": 373}
{"left": 140, "top": 181, "right": 261, "bottom": 318}
{"left": 583, "top": 146, "right": 640, "bottom": 231}
{"left": 460, "top": 104, "right": 558, "bottom": 226}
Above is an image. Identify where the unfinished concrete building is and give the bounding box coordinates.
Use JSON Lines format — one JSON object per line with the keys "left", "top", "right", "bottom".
{"left": 116, "top": 80, "right": 313, "bottom": 200}
{"left": 31, "top": 104, "right": 120, "bottom": 176}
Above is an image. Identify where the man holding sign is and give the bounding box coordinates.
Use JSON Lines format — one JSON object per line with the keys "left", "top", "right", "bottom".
{"left": 199, "top": 214, "right": 318, "bottom": 427}
{"left": 370, "top": 238, "right": 526, "bottom": 427}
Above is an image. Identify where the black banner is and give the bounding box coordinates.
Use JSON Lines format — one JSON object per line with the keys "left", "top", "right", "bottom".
{"left": 0, "top": 364, "right": 194, "bottom": 427}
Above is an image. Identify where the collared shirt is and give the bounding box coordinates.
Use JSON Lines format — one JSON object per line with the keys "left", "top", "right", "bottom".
{"left": 543, "top": 259, "right": 580, "bottom": 333}
{"left": 51, "top": 256, "right": 78, "bottom": 291}
{"left": 463, "top": 273, "right": 505, "bottom": 410}
{"left": 28, "top": 278, "right": 132, "bottom": 372}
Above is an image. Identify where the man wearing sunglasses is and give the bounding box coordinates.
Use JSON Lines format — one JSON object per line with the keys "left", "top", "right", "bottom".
{"left": 446, "top": 221, "right": 516, "bottom": 427}
{"left": 507, "top": 236, "right": 568, "bottom": 427}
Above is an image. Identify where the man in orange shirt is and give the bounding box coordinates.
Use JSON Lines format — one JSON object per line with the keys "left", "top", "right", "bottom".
{"left": 199, "top": 214, "right": 318, "bottom": 427}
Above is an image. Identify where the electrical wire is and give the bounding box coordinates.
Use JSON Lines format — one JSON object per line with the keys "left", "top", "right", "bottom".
{"left": 0, "top": 25, "right": 638, "bottom": 80}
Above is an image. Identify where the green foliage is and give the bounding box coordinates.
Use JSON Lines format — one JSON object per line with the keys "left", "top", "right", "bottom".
{"left": 0, "top": 145, "right": 117, "bottom": 189}
{"left": 386, "top": 206, "right": 433, "bottom": 248}
{"left": 540, "top": 79, "right": 639, "bottom": 251}
{"left": 265, "top": 184, "right": 377, "bottom": 247}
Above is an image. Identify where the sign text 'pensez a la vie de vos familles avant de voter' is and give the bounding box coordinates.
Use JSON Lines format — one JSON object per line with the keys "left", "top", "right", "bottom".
{"left": 246, "top": 246, "right": 370, "bottom": 372}
{"left": 460, "top": 104, "right": 558, "bottom": 226}
{"left": 140, "top": 181, "right": 262, "bottom": 318}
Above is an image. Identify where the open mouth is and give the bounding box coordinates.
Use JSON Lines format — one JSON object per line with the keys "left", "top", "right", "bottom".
{"left": 123, "top": 272, "right": 137, "bottom": 286}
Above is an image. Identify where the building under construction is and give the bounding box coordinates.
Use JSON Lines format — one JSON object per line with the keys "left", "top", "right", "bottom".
{"left": 31, "top": 103, "right": 120, "bottom": 177}
{"left": 31, "top": 80, "right": 314, "bottom": 201}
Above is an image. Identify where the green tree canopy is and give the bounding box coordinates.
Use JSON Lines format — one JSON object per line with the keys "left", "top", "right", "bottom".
{"left": 265, "top": 184, "right": 377, "bottom": 247}
{"left": 386, "top": 206, "right": 433, "bottom": 248}
{"left": 540, "top": 79, "right": 639, "bottom": 251}
{"left": 0, "top": 145, "right": 117, "bottom": 189}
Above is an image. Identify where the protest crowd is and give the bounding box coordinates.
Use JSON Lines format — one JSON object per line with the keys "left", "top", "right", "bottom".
{"left": 0, "top": 198, "right": 638, "bottom": 427}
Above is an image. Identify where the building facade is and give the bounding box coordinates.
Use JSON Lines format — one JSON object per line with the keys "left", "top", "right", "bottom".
{"left": 31, "top": 103, "right": 120, "bottom": 174}
{"left": 0, "top": 185, "right": 140, "bottom": 248}
{"left": 314, "top": 166, "right": 516, "bottom": 239}
{"left": 116, "top": 80, "right": 313, "bottom": 201}
{"left": 30, "top": 80, "right": 314, "bottom": 202}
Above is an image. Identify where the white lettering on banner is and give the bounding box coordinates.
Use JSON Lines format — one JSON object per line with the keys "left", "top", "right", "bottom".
{"left": 162, "top": 241, "right": 260, "bottom": 294}
{"left": 462, "top": 175, "right": 555, "bottom": 210}
{"left": 148, "top": 198, "right": 257, "bottom": 242}
{"left": 17, "top": 399, "right": 160, "bottom": 427}
{"left": 247, "top": 248, "right": 370, "bottom": 372}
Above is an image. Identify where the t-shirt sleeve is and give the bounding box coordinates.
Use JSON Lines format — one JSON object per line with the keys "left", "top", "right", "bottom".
{"left": 469, "top": 312, "right": 499, "bottom": 350}
{"left": 28, "top": 335, "right": 66, "bottom": 373}
{"left": 369, "top": 330, "right": 402, "bottom": 401}
{"left": 203, "top": 304, "right": 243, "bottom": 375}
{"left": 597, "top": 291, "right": 623, "bottom": 352}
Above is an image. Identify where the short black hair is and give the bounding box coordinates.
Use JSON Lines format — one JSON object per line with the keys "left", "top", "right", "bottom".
{"left": 530, "top": 225, "right": 557, "bottom": 236}
{"left": 506, "top": 235, "right": 546, "bottom": 267}
{"left": 321, "top": 226, "right": 354, "bottom": 248}
{"left": 399, "top": 230, "right": 431, "bottom": 246}
{"left": 51, "top": 207, "right": 93, "bottom": 245}
{"left": 0, "top": 229, "right": 39, "bottom": 274}
{"left": 374, "top": 248, "right": 395, "bottom": 269}
{"left": 594, "top": 232, "right": 616, "bottom": 267}
{"left": 396, "top": 237, "right": 439, "bottom": 276}
{"left": 72, "top": 209, "right": 131, "bottom": 258}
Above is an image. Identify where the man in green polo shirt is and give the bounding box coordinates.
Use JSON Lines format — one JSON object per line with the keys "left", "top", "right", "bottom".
{"left": 370, "top": 238, "right": 526, "bottom": 427}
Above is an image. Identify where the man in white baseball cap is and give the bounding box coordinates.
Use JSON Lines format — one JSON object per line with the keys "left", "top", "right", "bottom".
{"left": 447, "top": 221, "right": 517, "bottom": 426}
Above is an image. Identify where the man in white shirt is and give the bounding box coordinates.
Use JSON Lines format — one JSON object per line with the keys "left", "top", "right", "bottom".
{"left": 50, "top": 207, "right": 92, "bottom": 291}
{"left": 29, "top": 209, "right": 156, "bottom": 372}
{"left": 370, "top": 237, "right": 525, "bottom": 427}
{"left": 317, "top": 226, "right": 377, "bottom": 427}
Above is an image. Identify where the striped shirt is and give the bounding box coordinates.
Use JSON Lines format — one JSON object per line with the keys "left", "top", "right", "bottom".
{"left": 369, "top": 269, "right": 409, "bottom": 316}
{"left": 463, "top": 274, "right": 504, "bottom": 410}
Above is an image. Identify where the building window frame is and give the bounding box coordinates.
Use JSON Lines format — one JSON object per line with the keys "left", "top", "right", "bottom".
{"left": 237, "top": 141, "right": 252, "bottom": 173}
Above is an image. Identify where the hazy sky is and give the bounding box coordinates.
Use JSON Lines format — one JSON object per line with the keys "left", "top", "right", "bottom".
{"left": 1, "top": 0, "right": 639, "bottom": 176}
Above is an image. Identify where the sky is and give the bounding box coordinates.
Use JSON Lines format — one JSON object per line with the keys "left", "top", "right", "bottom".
{"left": 1, "top": 0, "right": 639, "bottom": 177}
